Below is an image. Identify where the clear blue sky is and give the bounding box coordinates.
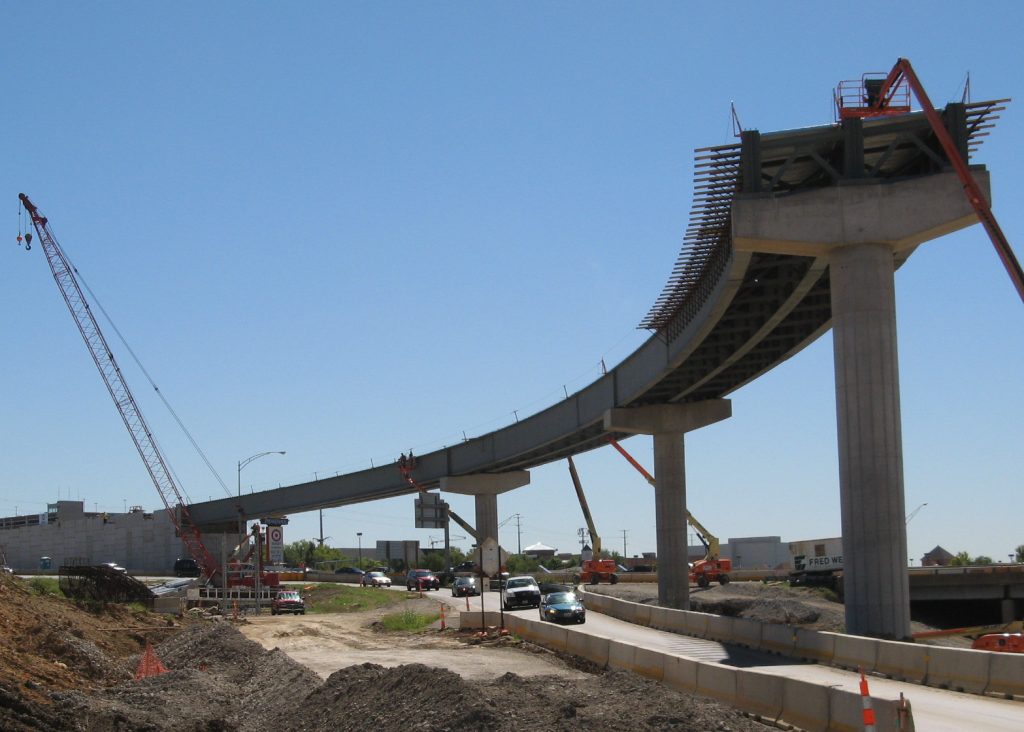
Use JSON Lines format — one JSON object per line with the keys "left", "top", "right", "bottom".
{"left": 3, "top": 3, "right": 1022, "bottom": 565}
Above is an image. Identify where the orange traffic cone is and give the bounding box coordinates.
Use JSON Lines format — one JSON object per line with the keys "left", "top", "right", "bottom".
{"left": 134, "top": 642, "right": 169, "bottom": 679}
{"left": 439, "top": 602, "right": 446, "bottom": 630}
{"left": 859, "top": 667, "right": 876, "bottom": 731}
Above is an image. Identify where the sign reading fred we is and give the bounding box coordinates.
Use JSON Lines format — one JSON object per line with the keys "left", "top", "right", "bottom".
{"left": 414, "top": 493, "right": 448, "bottom": 529}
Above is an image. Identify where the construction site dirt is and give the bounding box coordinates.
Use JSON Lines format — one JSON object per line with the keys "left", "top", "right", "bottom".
{"left": 0, "top": 571, "right": 777, "bottom": 731}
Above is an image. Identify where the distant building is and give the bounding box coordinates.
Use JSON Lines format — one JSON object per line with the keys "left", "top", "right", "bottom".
{"left": 921, "top": 546, "right": 955, "bottom": 567}
{"left": 523, "top": 542, "right": 556, "bottom": 558}
{"left": 0, "top": 501, "right": 199, "bottom": 574}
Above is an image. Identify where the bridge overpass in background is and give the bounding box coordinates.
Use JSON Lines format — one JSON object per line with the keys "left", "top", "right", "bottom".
{"left": 186, "top": 96, "right": 1010, "bottom": 640}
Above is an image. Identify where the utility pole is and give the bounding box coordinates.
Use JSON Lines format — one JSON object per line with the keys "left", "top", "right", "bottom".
{"left": 577, "top": 527, "right": 586, "bottom": 553}
{"left": 620, "top": 529, "right": 628, "bottom": 559}
{"left": 514, "top": 513, "right": 522, "bottom": 555}
{"left": 318, "top": 509, "right": 324, "bottom": 547}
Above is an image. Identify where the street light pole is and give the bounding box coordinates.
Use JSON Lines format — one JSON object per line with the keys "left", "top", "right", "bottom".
{"left": 357, "top": 532, "right": 363, "bottom": 568}
{"left": 238, "top": 451, "right": 287, "bottom": 496}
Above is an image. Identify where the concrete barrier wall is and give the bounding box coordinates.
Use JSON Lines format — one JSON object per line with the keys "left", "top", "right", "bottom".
{"left": 684, "top": 610, "right": 709, "bottom": 637}
{"left": 731, "top": 617, "right": 763, "bottom": 650}
{"left": 794, "top": 626, "right": 836, "bottom": 664}
{"left": 565, "top": 629, "right": 611, "bottom": 667}
{"left": 695, "top": 661, "right": 737, "bottom": 705}
{"left": 584, "top": 587, "right": 1009, "bottom": 704}
{"left": 828, "top": 685, "right": 908, "bottom": 732}
{"left": 781, "top": 677, "right": 831, "bottom": 732}
{"left": 925, "top": 645, "right": 990, "bottom": 694}
{"left": 584, "top": 633, "right": 611, "bottom": 667}
{"left": 662, "top": 653, "right": 698, "bottom": 693}
{"left": 538, "top": 621, "right": 569, "bottom": 652}
{"left": 704, "top": 613, "right": 736, "bottom": 644}
{"left": 608, "top": 639, "right": 637, "bottom": 675}
{"left": 515, "top": 609, "right": 915, "bottom": 732}
{"left": 876, "top": 639, "right": 928, "bottom": 683}
{"left": 986, "top": 651, "right": 1024, "bottom": 698}
{"left": 828, "top": 685, "right": 868, "bottom": 732}
{"left": 735, "top": 669, "right": 783, "bottom": 723}
{"left": 633, "top": 646, "right": 666, "bottom": 681}
{"left": 648, "top": 605, "right": 673, "bottom": 632}
{"left": 457, "top": 610, "right": 502, "bottom": 630}
{"left": 761, "top": 622, "right": 797, "bottom": 655}
{"left": 830, "top": 632, "right": 878, "bottom": 672}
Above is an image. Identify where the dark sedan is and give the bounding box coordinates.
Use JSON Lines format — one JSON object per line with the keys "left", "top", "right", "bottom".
{"left": 538, "top": 591, "right": 585, "bottom": 624}
{"left": 451, "top": 576, "right": 479, "bottom": 597}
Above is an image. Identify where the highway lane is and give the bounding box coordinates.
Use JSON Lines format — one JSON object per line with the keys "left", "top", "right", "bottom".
{"left": 433, "top": 589, "right": 1024, "bottom": 731}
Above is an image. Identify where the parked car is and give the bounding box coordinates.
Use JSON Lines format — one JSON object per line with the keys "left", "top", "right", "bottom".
{"left": 173, "top": 558, "right": 200, "bottom": 577}
{"left": 501, "top": 576, "right": 541, "bottom": 610}
{"left": 451, "top": 576, "right": 479, "bottom": 597}
{"left": 271, "top": 590, "right": 306, "bottom": 615}
{"left": 101, "top": 562, "right": 127, "bottom": 573}
{"left": 361, "top": 571, "right": 392, "bottom": 588}
{"left": 539, "top": 590, "right": 586, "bottom": 624}
{"left": 453, "top": 561, "right": 477, "bottom": 573}
{"left": 405, "top": 569, "right": 440, "bottom": 591}
{"left": 334, "top": 566, "right": 365, "bottom": 576}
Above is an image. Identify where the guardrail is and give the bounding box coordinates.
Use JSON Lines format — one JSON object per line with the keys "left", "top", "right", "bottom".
{"left": 581, "top": 589, "right": 1024, "bottom": 701}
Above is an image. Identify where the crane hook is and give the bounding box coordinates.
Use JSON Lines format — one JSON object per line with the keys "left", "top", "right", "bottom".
{"left": 24, "top": 231, "right": 32, "bottom": 250}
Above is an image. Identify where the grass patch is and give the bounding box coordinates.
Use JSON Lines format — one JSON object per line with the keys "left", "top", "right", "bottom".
{"left": 300, "top": 584, "right": 407, "bottom": 614}
{"left": 379, "top": 608, "right": 440, "bottom": 632}
{"left": 28, "top": 577, "right": 62, "bottom": 596}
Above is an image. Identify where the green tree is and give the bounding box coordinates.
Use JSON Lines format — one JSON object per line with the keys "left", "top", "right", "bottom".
{"left": 973, "top": 555, "right": 993, "bottom": 566}
{"left": 421, "top": 552, "right": 445, "bottom": 572}
{"left": 283, "top": 540, "right": 344, "bottom": 568}
{"left": 506, "top": 554, "right": 541, "bottom": 574}
{"left": 1015, "top": 545, "right": 1024, "bottom": 563}
{"left": 950, "top": 551, "right": 972, "bottom": 566}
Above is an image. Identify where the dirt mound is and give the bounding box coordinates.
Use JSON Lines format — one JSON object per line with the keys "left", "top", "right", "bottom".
{"left": 288, "top": 663, "right": 503, "bottom": 731}
{"left": 0, "top": 573, "right": 774, "bottom": 731}
{"left": 594, "top": 581, "right": 847, "bottom": 632}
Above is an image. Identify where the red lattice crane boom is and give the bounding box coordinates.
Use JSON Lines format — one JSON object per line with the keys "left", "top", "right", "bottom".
{"left": 837, "top": 58, "right": 1024, "bottom": 304}
{"left": 18, "top": 193, "right": 219, "bottom": 582}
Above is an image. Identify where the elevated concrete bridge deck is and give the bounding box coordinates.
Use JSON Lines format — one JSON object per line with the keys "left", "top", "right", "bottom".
{"left": 187, "top": 100, "right": 1004, "bottom": 533}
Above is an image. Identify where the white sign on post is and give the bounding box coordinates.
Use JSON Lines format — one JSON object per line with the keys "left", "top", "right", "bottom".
{"left": 267, "top": 525, "right": 284, "bottom": 564}
{"left": 480, "top": 537, "right": 507, "bottom": 578}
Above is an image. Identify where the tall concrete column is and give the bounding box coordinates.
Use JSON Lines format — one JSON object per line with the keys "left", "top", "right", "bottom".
{"left": 652, "top": 431, "right": 689, "bottom": 608}
{"left": 440, "top": 471, "right": 530, "bottom": 552}
{"left": 733, "top": 171, "right": 989, "bottom": 639}
{"left": 605, "top": 400, "right": 731, "bottom": 609}
{"left": 830, "top": 242, "right": 909, "bottom": 639}
{"left": 473, "top": 493, "right": 499, "bottom": 547}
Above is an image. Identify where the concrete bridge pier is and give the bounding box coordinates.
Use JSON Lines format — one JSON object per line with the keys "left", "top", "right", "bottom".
{"left": 605, "top": 400, "right": 732, "bottom": 609}
{"left": 440, "top": 471, "right": 530, "bottom": 552}
{"left": 733, "top": 171, "right": 989, "bottom": 639}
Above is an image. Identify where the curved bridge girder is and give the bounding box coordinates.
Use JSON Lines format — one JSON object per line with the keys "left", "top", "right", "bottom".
{"left": 187, "top": 100, "right": 1004, "bottom": 530}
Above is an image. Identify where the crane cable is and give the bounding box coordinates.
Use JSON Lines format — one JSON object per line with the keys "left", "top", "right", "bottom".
{"left": 57, "top": 245, "right": 234, "bottom": 501}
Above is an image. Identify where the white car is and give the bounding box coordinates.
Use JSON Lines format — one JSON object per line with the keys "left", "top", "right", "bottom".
{"left": 360, "top": 571, "right": 392, "bottom": 588}
{"left": 501, "top": 576, "right": 541, "bottom": 610}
